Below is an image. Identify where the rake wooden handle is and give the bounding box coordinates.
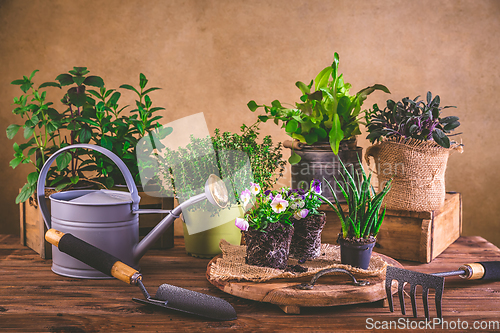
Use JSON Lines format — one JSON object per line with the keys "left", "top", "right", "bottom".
{"left": 459, "top": 261, "right": 500, "bottom": 280}
{"left": 45, "top": 229, "right": 142, "bottom": 285}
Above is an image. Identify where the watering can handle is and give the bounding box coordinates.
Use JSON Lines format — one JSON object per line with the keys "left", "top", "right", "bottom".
{"left": 37, "top": 143, "right": 141, "bottom": 230}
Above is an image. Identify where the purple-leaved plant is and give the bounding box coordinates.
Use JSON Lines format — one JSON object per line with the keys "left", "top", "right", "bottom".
{"left": 364, "top": 92, "right": 460, "bottom": 148}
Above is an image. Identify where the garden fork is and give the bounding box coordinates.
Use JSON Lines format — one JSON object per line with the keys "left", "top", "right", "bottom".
{"left": 385, "top": 262, "right": 500, "bottom": 319}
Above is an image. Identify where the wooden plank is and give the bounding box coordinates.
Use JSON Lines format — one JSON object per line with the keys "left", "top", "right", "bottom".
{"left": 1, "top": 234, "right": 499, "bottom": 332}
{"left": 207, "top": 252, "right": 403, "bottom": 312}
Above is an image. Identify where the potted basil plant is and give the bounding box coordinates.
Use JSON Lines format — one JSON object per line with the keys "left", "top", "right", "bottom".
{"left": 247, "top": 52, "right": 390, "bottom": 200}
{"left": 317, "top": 159, "right": 392, "bottom": 269}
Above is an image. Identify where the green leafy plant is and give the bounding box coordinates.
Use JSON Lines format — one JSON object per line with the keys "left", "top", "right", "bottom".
{"left": 247, "top": 52, "right": 389, "bottom": 163}
{"left": 7, "top": 68, "right": 166, "bottom": 203}
{"left": 364, "top": 92, "right": 460, "bottom": 148}
{"left": 159, "top": 123, "right": 286, "bottom": 213}
{"left": 317, "top": 159, "right": 392, "bottom": 240}
{"left": 211, "top": 123, "right": 286, "bottom": 192}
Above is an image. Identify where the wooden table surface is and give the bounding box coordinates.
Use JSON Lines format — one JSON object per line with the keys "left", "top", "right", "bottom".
{"left": 1, "top": 235, "right": 500, "bottom": 332}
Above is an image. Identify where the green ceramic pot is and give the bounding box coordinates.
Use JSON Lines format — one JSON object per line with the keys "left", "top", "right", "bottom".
{"left": 182, "top": 205, "right": 244, "bottom": 258}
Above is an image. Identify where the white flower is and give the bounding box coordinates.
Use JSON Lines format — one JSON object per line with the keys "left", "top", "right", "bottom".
{"left": 271, "top": 196, "right": 288, "bottom": 213}
{"left": 296, "top": 199, "right": 305, "bottom": 209}
{"left": 240, "top": 189, "right": 252, "bottom": 206}
{"left": 290, "top": 202, "right": 298, "bottom": 210}
{"left": 249, "top": 182, "right": 261, "bottom": 195}
{"left": 235, "top": 217, "right": 249, "bottom": 231}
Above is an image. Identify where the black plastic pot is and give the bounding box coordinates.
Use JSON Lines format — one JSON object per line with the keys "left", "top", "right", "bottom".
{"left": 244, "top": 222, "right": 294, "bottom": 269}
{"left": 285, "top": 138, "right": 362, "bottom": 202}
{"left": 338, "top": 236, "right": 376, "bottom": 270}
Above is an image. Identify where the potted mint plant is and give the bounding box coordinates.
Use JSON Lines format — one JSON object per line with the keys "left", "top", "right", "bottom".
{"left": 364, "top": 92, "right": 462, "bottom": 212}
{"left": 8, "top": 67, "right": 165, "bottom": 202}
{"left": 288, "top": 179, "right": 326, "bottom": 261}
{"left": 247, "top": 52, "right": 390, "bottom": 200}
{"left": 317, "top": 159, "right": 392, "bottom": 269}
{"left": 8, "top": 68, "right": 168, "bottom": 257}
{"left": 235, "top": 185, "right": 295, "bottom": 269}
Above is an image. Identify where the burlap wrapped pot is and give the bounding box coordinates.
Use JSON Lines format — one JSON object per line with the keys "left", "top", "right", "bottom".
{"left": 365, "top": 137, "right": 463, "bottom": 212}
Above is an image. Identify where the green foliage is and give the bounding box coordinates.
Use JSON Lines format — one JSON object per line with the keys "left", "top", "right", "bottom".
{"left": 316, "top": 158, "right": 392, "bottom": 240}
{"left": 7, "top": 68, "right": 167, "bottom": 203}
{"left": 248, "top": 52, "right": 390, "bottom": 163}
{"left": 364, "top": 92, "right": 460, "bottom": 148}
{"left": 211, "top": 123, "right": 286, "bottom": 191}
{"left": 159, "top": 123, "right": 286, "bottom": 213}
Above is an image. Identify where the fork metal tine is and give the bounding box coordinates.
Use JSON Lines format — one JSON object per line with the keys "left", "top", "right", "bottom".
{"left": 385, "top": 266, "right": 445, "bottom": 318}
{"left": 398, "top": 282, "right": 406, "bottom": 315}
{"left": 410, "top": 284, "right": 418, "bottom": 318}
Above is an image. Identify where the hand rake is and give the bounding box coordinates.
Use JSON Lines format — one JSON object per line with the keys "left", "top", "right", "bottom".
{"left": 385, "top": 261, "right": 500, "bottom": 319}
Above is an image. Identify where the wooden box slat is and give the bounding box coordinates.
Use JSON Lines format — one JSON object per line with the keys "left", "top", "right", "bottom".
{"left": 321, "top": 192, "right": 462, "bottom": 263}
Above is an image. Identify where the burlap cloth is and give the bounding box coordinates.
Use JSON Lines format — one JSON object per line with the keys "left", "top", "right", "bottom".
{"left": 208, "top": 240, "right": 388, "bottom": 282}
{"left": 365, "top": 137, "right": 463, "bottom": 212}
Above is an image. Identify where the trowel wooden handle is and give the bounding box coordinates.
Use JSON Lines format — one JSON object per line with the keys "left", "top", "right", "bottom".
{"left": 45, "top": 229, "right": 142, "bottom": 285}
{"left": 460, "top": 262, "right": 500, "bottom": 280}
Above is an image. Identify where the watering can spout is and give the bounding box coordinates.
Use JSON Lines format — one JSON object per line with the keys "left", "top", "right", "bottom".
{"left": 133, "top": 174, "right": 229, "bottom": 262}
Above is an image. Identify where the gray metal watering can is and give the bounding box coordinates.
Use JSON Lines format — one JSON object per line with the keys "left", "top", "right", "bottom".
{"left": 37, "top": 143, "right": 229, "bottom": 279}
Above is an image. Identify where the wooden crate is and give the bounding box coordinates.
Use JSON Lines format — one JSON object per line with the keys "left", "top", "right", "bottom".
{"left": 20, "top": 191, "right": 175, "bottom": 259}
{"left": 321, "top": 192, "right": 462, "bottom": 263}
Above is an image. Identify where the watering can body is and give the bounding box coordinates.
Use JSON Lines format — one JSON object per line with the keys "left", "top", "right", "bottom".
{"left": 38, "top": 144, "right": 227, "bottom": 279}
{"left": 49, "top": 189, "right": 140, "bottom": 278}
{"left": 37, "top": 144, "right": 177, "bottom": 279}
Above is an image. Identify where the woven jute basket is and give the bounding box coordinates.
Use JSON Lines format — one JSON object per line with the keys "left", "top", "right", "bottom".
{"left": 365, "top": 137, "right": 463, "bottom": 212}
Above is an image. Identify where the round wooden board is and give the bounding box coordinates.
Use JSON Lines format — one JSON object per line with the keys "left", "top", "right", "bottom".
{"left": 206, "top": 251, "right": 403, "bottom": 314}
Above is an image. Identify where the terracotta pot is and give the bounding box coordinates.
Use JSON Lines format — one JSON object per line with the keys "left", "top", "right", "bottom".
{"left": 244, "top": 222, "right": 294, "bottom": 269}
{"left": 289, "top": 213, "right": 326, "bottom": 260}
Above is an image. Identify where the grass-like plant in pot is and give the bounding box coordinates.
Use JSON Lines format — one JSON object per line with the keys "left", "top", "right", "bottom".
{"left": 288, "top": 179, "right": 326, "bottom": 261}
{"left": 235, "top": 185, "right": 295, "bottom": 269}
{"left": 318, "top": 159, "right": 392, "bottom": 269}
{"left": 363, "top": 92, "right": 462, "bottom": 212}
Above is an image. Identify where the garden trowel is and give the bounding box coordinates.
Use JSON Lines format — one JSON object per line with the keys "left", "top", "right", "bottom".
{"left": 45, "top": 229, "right": 237, "bottom": 321}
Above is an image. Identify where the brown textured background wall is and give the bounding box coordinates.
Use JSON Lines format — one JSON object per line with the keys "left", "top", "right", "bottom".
{"left": 0, "top": 0, "right": 499, "bottom": 246}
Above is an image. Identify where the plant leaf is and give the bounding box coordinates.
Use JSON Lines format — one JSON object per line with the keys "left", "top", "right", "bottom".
{"left": 84, "top": 76, "right": 104, "bottom": 88}
{"left": 432, "top": 128, "right": 450, "bottom": 148}
{"left": 285, "top": 119, "right": 299, "bottom": 133}
{"left": 39, "top": 81, "right": 61, "bottom": 89}
{"left": 6, "top": 124, "right": 21, "bottom": 139}
{"left": 288, "top": 152, "right": 301, "bottom": 164}
{"left": 27, "top": 172, "right": 39, "bottom": 186}
{"left": 56, "top": 151, "right": 72, "bottom": 171}
{"left": 119, "top": 84, "right": 140, "bottom": 95}
{"left": 16, "top": 183, "right": 34, "bottom": 204}
{"left": 328, "top": 114, "right": 344, "bottom": 154}
{"left": 56, "top": 74, "right": 74, "bottom": 86}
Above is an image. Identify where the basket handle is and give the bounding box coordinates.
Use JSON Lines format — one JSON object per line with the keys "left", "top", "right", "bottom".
{"left": 364, "top": 144, "right": 380, "bottom": 174}
{"left": 37, "top": 144, "right": 140, "bottom": 230}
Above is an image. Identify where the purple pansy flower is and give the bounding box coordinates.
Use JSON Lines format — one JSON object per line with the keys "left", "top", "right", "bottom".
{"left": 311, "top": 179, "right": 322, "bottom": 195}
